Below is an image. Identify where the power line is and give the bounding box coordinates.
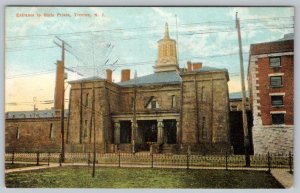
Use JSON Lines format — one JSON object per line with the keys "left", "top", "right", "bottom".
{"left": 5, "top": 46, "right": 58, "bottom": 52}
{"left": 5, "top": 25, "right": 293, "bottom": 53}
{"left": 6, "top": 70, "right": 56, "bottom": 79}
{"left": 5, "top": 16, "right": 293, "bottom": 40}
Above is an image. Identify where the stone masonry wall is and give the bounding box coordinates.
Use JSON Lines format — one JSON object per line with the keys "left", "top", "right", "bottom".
{"left": 67, "top": 80, "right": 111, "bottom": 153}
{"left": 252, "top": 125, "right": 293, "bottom": 154}
{"left": 181, "top": 71, "right": 231, "bottom": 153}
{"left": 118, "top": 84, "right": 181, "bottom": 113}
{"left": 5, "top": 118, "right": 67, "bottom": 152}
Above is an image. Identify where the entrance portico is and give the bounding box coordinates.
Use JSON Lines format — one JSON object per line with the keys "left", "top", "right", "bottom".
{"left": 112, "top": 113, "right": 180, "bottom": 152}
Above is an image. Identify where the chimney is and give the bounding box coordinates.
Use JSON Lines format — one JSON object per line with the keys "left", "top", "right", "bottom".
{"left": 106, "top": 69, "right": 112, "bottom": 82}
{"left": 54, "top": 60, "right": 64, "bottom": 111}
{"left": 187, "top": 61, "right": 192, "bottom": 72}
{"left": 121, "top": 69, "right": 130, "bottom": 82}
{"left": 193, "top": 63, "right": 202, "bottom": 71}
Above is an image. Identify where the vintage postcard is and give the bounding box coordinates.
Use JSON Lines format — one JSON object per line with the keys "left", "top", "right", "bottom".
{"left": 5, "top": 6, "right": 294, "bottom": 188}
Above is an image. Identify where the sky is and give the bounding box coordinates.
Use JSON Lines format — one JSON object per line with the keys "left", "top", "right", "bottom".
{"left": 5, "top": 7, "right": 294, "bottom": 112}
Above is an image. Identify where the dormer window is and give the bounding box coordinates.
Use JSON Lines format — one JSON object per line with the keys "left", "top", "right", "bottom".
{"left": 146, "top": 96, "right": 160, "bottom": 109}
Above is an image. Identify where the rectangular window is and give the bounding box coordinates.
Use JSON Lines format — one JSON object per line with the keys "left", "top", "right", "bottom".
{"left": 231, "top": 105, "right": 238, "bottom": 111}
{"left": 272, "top": 114, "right": 284, "bottom": 124}
{"left": 269, "top": 57, "right": 281, "bottom": 67}
{"left": 151, "top": 100, "right": 156, "bottom": 109}
{"left": 85, "top": 93, "right": 89, "bottom": 107}
{"left": 49, "top": 123, "right": 54, "bottom": 139}
{"left": 131, "top": 97, "right": 134, "bottom": 110}
{"left": 270, "top": 76, "right": 282, "bottom": 87}
{"left": 171, "top": 95, "right": 176, "bottom": 108}
{"left": 201, "top": 87, "right": 205, "bottom": 102}
{"left": 271, "top": 96, "right": 283, "bottom": 106}
{"left": 16, "top": 128, "right": 20, "bottom": 140}
{"left": 201, "top": 117, "right": 207, "bottom": 139}
{"left": 84, "top": 120, "right": 88, "bottom": 137}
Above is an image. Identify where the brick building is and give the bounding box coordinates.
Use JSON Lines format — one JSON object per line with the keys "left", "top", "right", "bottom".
{"left": 6, "top": 23, "right": 231, "bottom": 154}
{"left": 248, "top": 33, "right": 294, "bottom": 154}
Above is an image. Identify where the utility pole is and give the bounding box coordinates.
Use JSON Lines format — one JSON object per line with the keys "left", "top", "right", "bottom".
{"left": 91, "top": 37, "right": 96, "bottom": 178}
{"left": 92, "top": 84, "right": 96, "bottom": 177}
{"left": 236, "top": 12, "right": 250, "bottom": 167}
{"left": 54, "top": 37, "right": 71, "bottom": 163}
{"left": 33, "top": 97, "right": 37, "bottom": 118}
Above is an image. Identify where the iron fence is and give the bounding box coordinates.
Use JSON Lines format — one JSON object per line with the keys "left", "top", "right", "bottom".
{"left": 5, "top": 151, "right": 293, "bottom": 172}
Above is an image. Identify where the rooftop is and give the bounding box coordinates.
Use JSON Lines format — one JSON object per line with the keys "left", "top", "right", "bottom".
{"left": 250, "top": 33, "right": 294, "bottom": 55}
{"left": 6, "top": 109, "right": 69, "bottom": 119}
{"left": 68, "top": 76, "right": 104, "bottom": 84}
{"left": 193, "top": 66, "right": 228, "bottom": 73}
{"left": 229, "top": 91, "right": 249, "bottom": 100}
{"left": 118, "top": 71, "right": 182, "bottom": 87}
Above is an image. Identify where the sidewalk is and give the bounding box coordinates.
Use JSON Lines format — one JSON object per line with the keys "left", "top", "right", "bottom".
{"left": 5, "top": 163, "right": 60, "bottom": 174}
{"left": 271, "top": 169, "right": 293, "bottom": 188}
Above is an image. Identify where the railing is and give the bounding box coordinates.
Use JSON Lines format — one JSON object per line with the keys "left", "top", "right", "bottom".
{"left": 5, "top": 151, "right": 293, "bottom": 173}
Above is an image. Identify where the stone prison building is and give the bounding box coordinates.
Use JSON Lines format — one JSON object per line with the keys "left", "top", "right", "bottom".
{"left": 6, "top": 23, "right": 231, "bottom": 154}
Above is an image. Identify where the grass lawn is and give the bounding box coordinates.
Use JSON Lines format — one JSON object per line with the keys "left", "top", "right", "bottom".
{"left": 5, "top": 166, "right": 283, "bottom": 188}
{"left": 5, "top": 163, "right": 43, "bottom": 169}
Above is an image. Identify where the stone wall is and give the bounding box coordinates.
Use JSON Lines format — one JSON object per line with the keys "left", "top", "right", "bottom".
{"left": 180, "top": 70, "right": 231, "bottom": 153}
{"left": 118, "top": 84, "right": 181, "bottom": 113}
{"left": 5, "top": 118, "right": 66, "bottom": 152}
{"left": 67, "top": 80, "right": 113, "bottom": 153}
{"left": 252, "top": 125, "right": 293, "bottom": 154}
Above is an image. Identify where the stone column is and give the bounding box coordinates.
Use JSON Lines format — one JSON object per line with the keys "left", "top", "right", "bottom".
{"left": 135, "top": 121, "right": 142, "bottom": 144}
{"left": 114, "top": 121, "right": 120, "bottom": 144}
{"left": 131, "top": 120, "right": 136, "bottom": 153}
{"left": 157, "top": 120, "right": 164, "bottom": 144}
{"left": 176, "top": 119, "right": 180, "bottom": 143}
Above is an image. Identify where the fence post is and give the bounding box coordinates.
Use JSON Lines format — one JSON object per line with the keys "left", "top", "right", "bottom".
{"left": 47, "top": 152, "right": 50, "bottom": 166}
{"left": 151, "top": 152, "right": 154, "bottom": 168}
{"left": 36, "top": 152, "right": 40, "bottom": 166}
{"left": 186, "top": 145, "right": 191, "bottom": 169}
{"left": 289, "top": 151, "right": 293, "bottom": 174}
{"left": 59, "top": 153, "right": 62, "bottom": 167}
{"left": 267, "top": 152, "right": 271, "bottom": 173}
{"left": 11, "top": 151, "right": 15, "bottom": 164}
{"left": 118, "top": 150, "right": 121, "bottom": 167}
{"left": 186, "top": 152, "right": 190, "bottom": 170}
{"left": 225, "top": 152, "right": 228, "bottom": 171}
{"left": 88, "top": 152, "right": 91, "bottom": 167}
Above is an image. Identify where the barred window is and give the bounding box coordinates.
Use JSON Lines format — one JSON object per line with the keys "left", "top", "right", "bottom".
{"left": 16, "top": 127, "right": 20, "bottom": 140}
{"left": 270, "top": 76, "right": 282, "bottom": 87}
{"left": 85, "top": 93, "right": 89, "bottom": 107}
{"left": 151, "top": 100, "right": 157, "bottom": 109}
{"left": 201, "top": 117, "right": 208, "bottom": 139}
{"left": 231, "top": 105, "right": 238, "bottom": 111}
{"left": 84, "top": 120, "right": 88, "bottom": 137}
{"left": 271, "top": 96, "right": 283, "bottom": 106}
{"left": 270, "top": 57, "right": 281, "bottom": 67}
{"left": 171, "top": 95, "right": 176, "bottom": 108}
{"left": 272, "top": 114, "right": 284, "bottom": 124}
{"left": 49, "top": 123, "right": 54, "bottom": 139}
{"left": 131, "top": 97, "right": 134, "bottom": 110}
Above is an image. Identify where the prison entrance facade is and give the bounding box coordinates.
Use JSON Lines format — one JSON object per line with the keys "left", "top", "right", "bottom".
{"left": 112, "top": 113, "right": 180, "bottom": 153}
